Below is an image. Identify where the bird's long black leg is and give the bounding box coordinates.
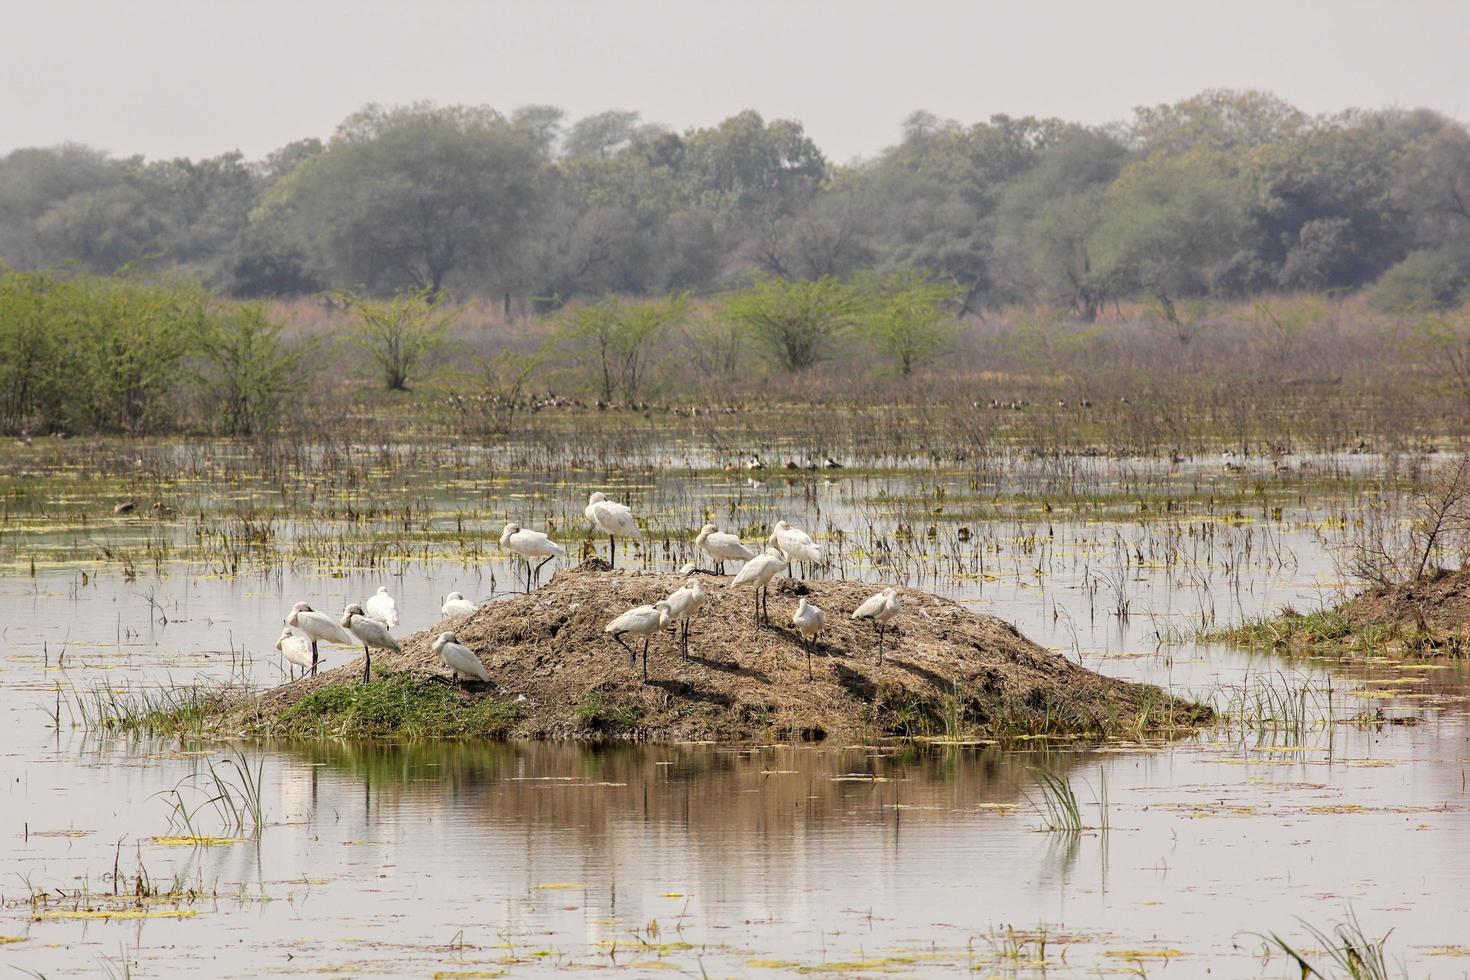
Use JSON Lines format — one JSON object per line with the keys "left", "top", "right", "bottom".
{"left": 877, "top": 624, "right": 885, "bottom": 666}
{"left": 609, "top": 534, "right": 617, "bottom": 569}
{"left": 641, "top": 636, "right": 650, "bottom": 682}
{"left": 806, "top": 638, "right": 813, "bottom": 680}
{"left": 310, "top": 640, "right": 319, "bottom": 678}
{"left": 535, "top": 557, "right": 553, "bottom": 588}
{"left": 362, "top": 645, "right": 372, "bottom": 684}
{"left": 613, "top": 632, "right": 635, "bottom": 667}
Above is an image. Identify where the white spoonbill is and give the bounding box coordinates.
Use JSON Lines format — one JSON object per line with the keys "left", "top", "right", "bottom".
{"left": 364, "top": 586, "right": 400, "bottom": 630}
{"left": 275, "top": 627, "right": 314, "bottom": 680}
{"left": 791, "top": 597, "right": 825, "bottom": 680}
{"left": 852, "top": 587, "right": 902, "bottom": 665}
{"left": 695, "top": 524, "right": 755, "bottom": 575}
{"left": 585, "top": 492, "right": 642, "bottom": 569}
{"left": 341, "top": 602, "right": 401, "bottom": 684}
{"left": 663, "top": 576, "right": 708, "bottom": 659}
{"left": 432, "top": 631, "right": 490, "bottom": 685}
{"left": 500, "top": 523, "right": 566, "bottom": 592}
{"left": 284, "top": 601, "right": 357, "bottom": 676}
{"left": 769, "top": 520, "right": 822, "bottom": 578}
{"left": 604, "top": 600, "right": 672, "bottom": 681}
{"left": 441, "top": 591, "right": 479, "bottom": 619}
{"left": 731, "top": 547, "right": 788, "bottom": 625}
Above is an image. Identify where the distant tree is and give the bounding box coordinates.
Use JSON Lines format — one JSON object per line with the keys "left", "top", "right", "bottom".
{"left": 1372, "top": 250, "right": 1469, "bottom": 313}
{"left": 722, "top": 277, "right": 868, "bottom": 372}
{"left": 555, "top": 295, "right": 688, "bottom": 401}
{"left": 1130, "top": 89, "right": 1308, "bottom": 155}
{"left": 340, "top": 287, "right": 458, "bottom": 391}
{"left": 993, "top": 129, "right": 1131, "bottom": 318}
{"left": 275, "top": 103, "right": 547, "bottom": 295}
{"left": 1092, "top": 149, "right": 1253, "bottom": 320}
{"left": 198, "top": 303, "right": 313, "bottom": 435}
{"left": 860, "top": 272, "right": 964, "bottom": 375}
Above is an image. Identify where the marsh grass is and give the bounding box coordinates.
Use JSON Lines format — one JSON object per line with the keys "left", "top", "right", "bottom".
{"left": 269, "top": 674, "right": 522, "bottom": 739}
{"left": 1027, "top": 767, "right": 1083, "bottom": 833}
{"left": 1257, "top": 909, "right": 1400, "bottom": 980}
{"left": 155, "top": 747, "right": 266, "bottom": 838}
{"left": 68, "top": 681, "right": 236, "bottom": 736}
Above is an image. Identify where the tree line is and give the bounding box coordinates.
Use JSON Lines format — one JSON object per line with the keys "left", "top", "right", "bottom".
{"left": 3, "top": 89, "right": 1469, "bottom": 316}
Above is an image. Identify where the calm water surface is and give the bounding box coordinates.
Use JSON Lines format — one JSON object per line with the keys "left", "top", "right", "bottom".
{"left": 3, "top": 459, "right": 1468, "bottom": 976}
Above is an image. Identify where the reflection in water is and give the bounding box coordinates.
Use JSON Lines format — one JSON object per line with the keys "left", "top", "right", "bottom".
{"left": 3, "top": 461, "right": 1470, "bottom": 974}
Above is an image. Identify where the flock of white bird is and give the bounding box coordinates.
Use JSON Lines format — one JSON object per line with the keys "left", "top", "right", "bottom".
{"left": 273, "top": 492, "right": 903, "bottom": 687}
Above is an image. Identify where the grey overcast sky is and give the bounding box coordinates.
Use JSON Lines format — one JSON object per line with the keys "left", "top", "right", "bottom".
{"left": 4, "top": 0, "right": 1468, "bottom": 163}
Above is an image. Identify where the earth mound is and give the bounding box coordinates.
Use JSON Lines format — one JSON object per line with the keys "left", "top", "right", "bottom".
{"left": 234, "top": 561, "right": 1211, "bottom": 741}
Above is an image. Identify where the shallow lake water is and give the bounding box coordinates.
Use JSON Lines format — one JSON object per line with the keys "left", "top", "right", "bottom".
{"left": 3, "top": 453, "right": 1469, "bottom": 976}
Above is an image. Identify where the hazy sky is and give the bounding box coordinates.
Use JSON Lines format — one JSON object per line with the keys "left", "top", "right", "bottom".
{"left": 5, "top": 0, "right": 1468, "bottom": 163}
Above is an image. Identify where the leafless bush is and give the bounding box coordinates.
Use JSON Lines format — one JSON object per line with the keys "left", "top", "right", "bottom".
{"left": 1347, "top": 453, "right": 1470, "bottom": 587}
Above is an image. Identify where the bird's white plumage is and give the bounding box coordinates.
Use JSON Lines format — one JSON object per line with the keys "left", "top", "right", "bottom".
{"left": 286, "top": 602, "right": 356, "bottom": 646}
{"left": 731, "top": 547, "right": 789, "bottom": 588}
{"left": 441, "top": 591, "right": 478, "bottom": 619}
{"left": 585, "top": 492, "right": 642, "bottom": 539}
{"left": 433, "top": 631, "right": 490, "bottom": 683}
{"left": 792, "top": 597, "right": 825, "bottom": 640}
{"left": 664, "top": 577, "right": 707, "bottom": 623}
{"left": 500, "top": 523, "right": 566, "bottom": 560}
{"left": 275, "top": 628, "right": 313, "bottom": 672}
{"left": 696, "top": 524, "right": 756, "bottom": 564}
{"left": 604, "top": 601, "right": 671, "bottom": 637}
{"left": 852, "top": 587, "right": 901, "bottom": 624}
{"left": 769, "top": 520, "right": 822, "bottom": 563}
{"left": 364, "top": 586, "right": 400, "bottom": 629}
{"left": 342, "top": 604, "right": 402, "bottom": 652}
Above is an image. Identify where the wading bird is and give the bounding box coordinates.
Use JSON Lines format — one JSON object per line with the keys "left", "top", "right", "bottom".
{"left": 791, "top": 597, "right": 825, "bottom": 680}
{"left": 769, "top": 520, "right": 822, "bottom": 578}
{"left": 852, "top": 587, "right": 902, "bottom": 664}
{"left": 342, "top": 602, "right": 401, "bottom": 684}
{"left": 695, "top": 523, "right": 755, "bottom": 575}
{"left": 275, "top": 627, "right": 313, "bottom": 680}
{"left": 731, "top": 547, "right": 788, "bottom": 625}
{"left": 604, "top": 600, "right": 672, "bottom": 681}
{"left": 441, "top": 591, "right": 478, "bottom": 619}
{"left": 432, "top": 631, "right": 490, "bottom": 685}
{"left": 364, "top": 586, "right": 400, "bottom": 630}
{"left": 585, "top": 492, "right": 642, "bottom": 569}
{"left": 284, "top": 601, "right": 357, "bottom": 676}
{"left": 663, "top": 576, "right": 708, "bottom": 659}
{"left": 500, "top": 522, "right": 566, "bottom": 592}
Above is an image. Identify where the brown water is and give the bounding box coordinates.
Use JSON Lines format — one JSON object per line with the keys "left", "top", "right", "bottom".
{"left": 3, "top": 457, "right": 1469, "bottom": 976}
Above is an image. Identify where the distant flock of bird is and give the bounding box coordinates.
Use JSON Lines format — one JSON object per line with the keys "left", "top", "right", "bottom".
{"left": 275, "top": 492, "right": 903, "bottom": 687}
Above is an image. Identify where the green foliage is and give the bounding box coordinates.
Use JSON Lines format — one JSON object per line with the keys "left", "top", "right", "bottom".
{"left": 1372, "top": 250, "right": 1469, "bottom": 312}
{"left": 3, "top": 92, "right": 1470, "bottom": 314}
{"left": 197, "top": 303, "right": 313, "bottom": 435}
{"left": 859, "top": 271, "right": 964, "bottom": 374}
{"left": 722, "top": 276, "right": 869, "bottom": 372}
{"left": 554, "top": 294, "right": 688, "bottom": 400}
{"left": 273, "top": 103, "right": 548, "bottom": 294}
{"left": 277, "top": 674, "right": 522, "bottom": 739}
{"left": 341, "top": 287, "right": 458, "bottom": 391}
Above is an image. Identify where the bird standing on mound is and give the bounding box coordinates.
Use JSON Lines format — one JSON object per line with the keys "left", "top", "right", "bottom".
{"left": 285, "top": 601, "right": 357, "bottom": 676}
{"left": 695, "top": 523, "right": 755, "bottom": 575}
{"left": 341, "top": 602, "right": 401, "bottom": 684}
{"left": 441, "top": 591, "right": 478, "bottom": 619}
{"left": 731, "top": 547, "right": 788, "bottom": 625}
{"left": 275, "top": 627, "right": 313, "bottom": 680}
{"left": 791, "top": 597, "right": 825, "bottom": 680}
{"left": 364, "top": 586, "right": 400, "bottom": 630}
{"left": 604, "top": 600, "right": 672, "bottom": 681}
{"left": 852, "top": 587, "right": 902, "bottom": 664}
{"left": 769, "top": 520, "right": 822, "bottom": 579}
{"left": 432, "top": 631, "right": 490, "bottom": 685}
{"left": 663, "top": 576, "right": 708, "bottom": 659}
{"left": 585, "top": 492, "right": 642, "bottom": 569}
{"left": 500, "top": 522, "right": 566, "bottom": 592}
